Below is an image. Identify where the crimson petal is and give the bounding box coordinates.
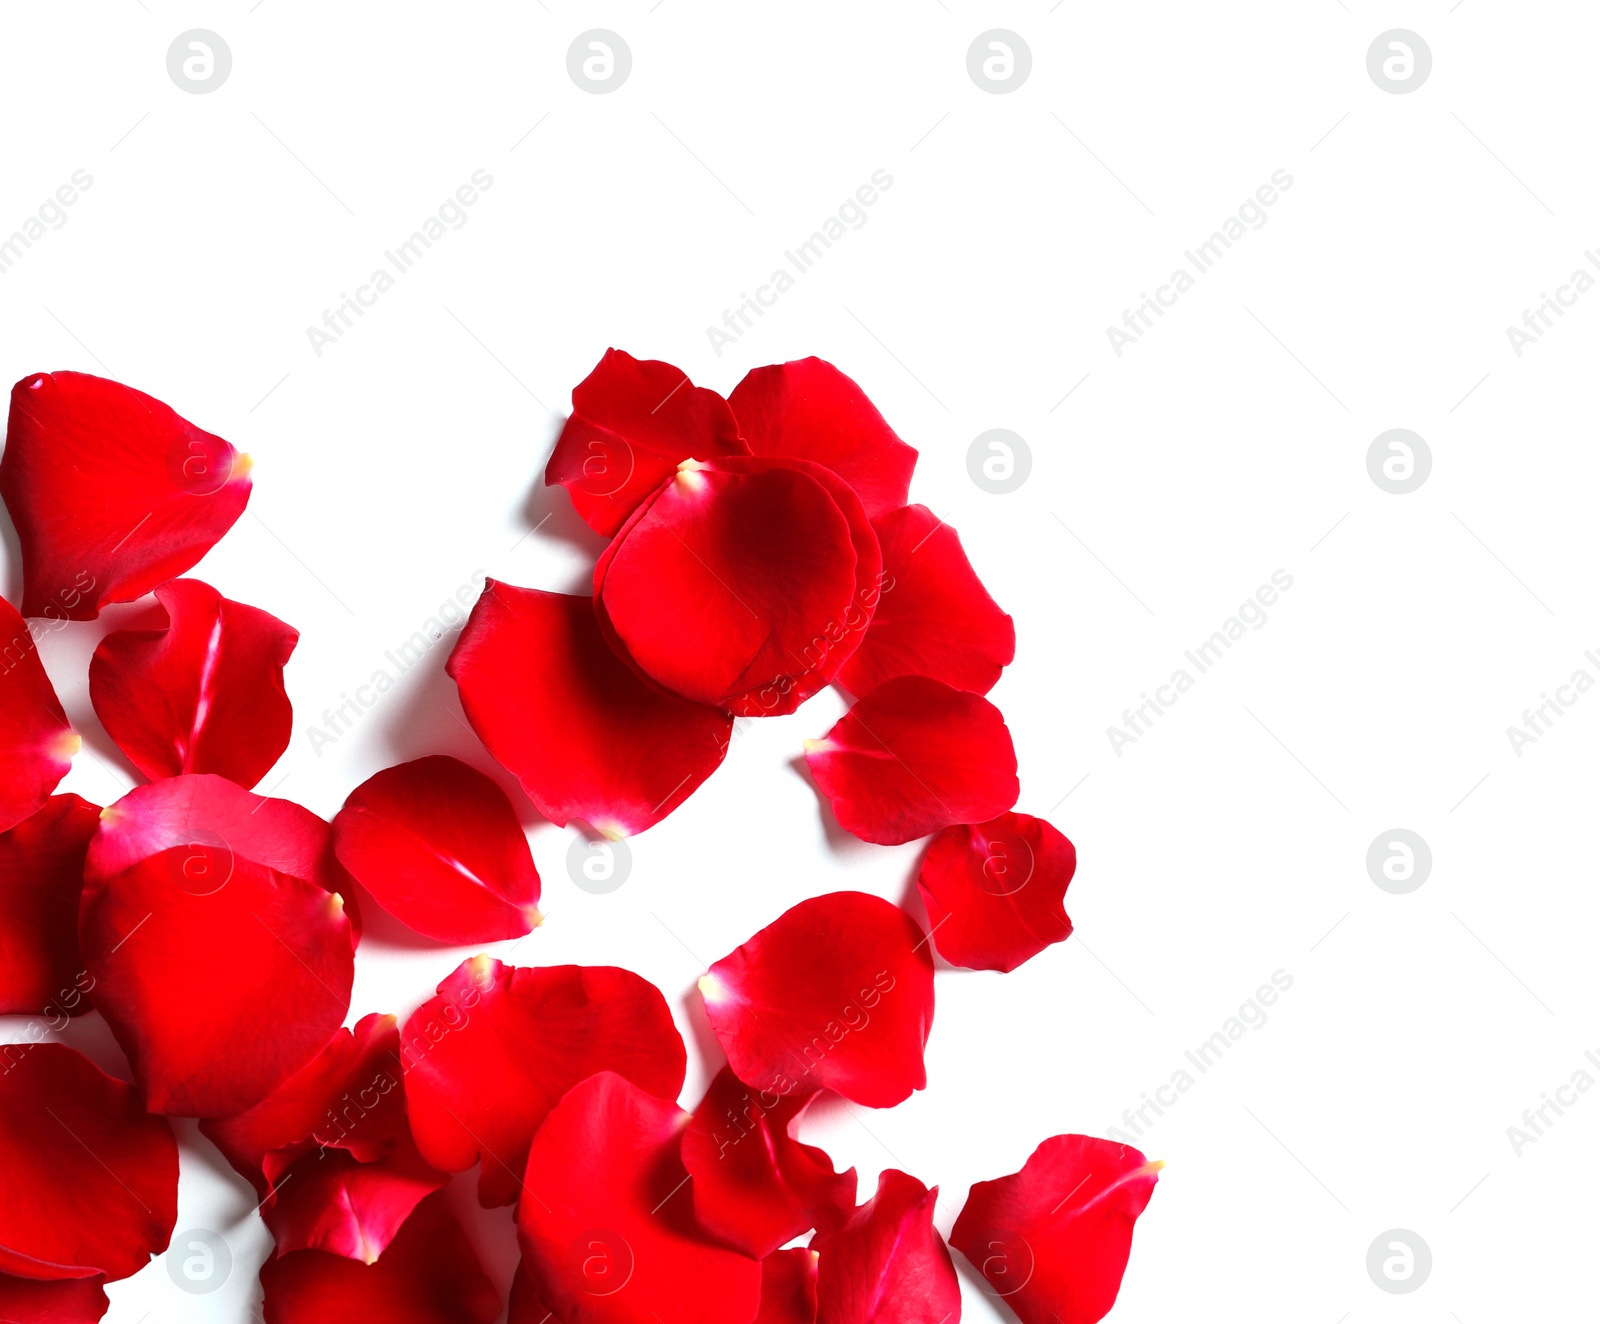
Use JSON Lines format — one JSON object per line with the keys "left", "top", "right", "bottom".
{"left": 949, "top": 1136, "right": 1161, "bottom": 1324}
{"left": 447, "top": 583, "right": 730, "bottom": 838}
{"left": 0, "top": 597, "right": 76, "bottom": 834}
{"left": 0, "top": 795, "right": 100, "bottom": 1016}
{"left": 755, "top": 1249, "right": 819, "bottom": 1324}
{"left": 88, "top": 579, "right": 297, "bottom": 787}
{"left": 1, "top": 372, "right": 250, "bottom": 620}
{"left": 509, "top": 1262, "right": 566, "bottom": 1324}
{"left": 403, "top": 957, "right": 686, "bottom": 1207}
{"left": 805, "top": 677, "right": 1019, "bottom": 846}
{"left": 0, "top": 1272, "right": 108, "bottom": 1323}
{"left": 699, "top": 892, "right": 935, "bottom": 1109}
{"left": 811, "top": 1170, "right": 959, "bottom": 1324}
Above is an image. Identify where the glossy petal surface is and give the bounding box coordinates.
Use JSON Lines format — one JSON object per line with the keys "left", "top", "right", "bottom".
{"left": 755, "top": 1250, "right": 819, "bottom": 1324}
{"left": 0, "top": 597, "right": 76, "bottom": 834}
{"left": 0, "top": 795, "right": 100, "bottom": 1016}
{"left": 811, "top": 1170, "right": 959, "bottom": 1324}
{"left": 0, "top": 1273, "right": 108, "bottom": 1323}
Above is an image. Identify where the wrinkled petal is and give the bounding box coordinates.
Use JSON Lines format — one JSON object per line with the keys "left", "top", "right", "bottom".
{"left": 508, "top": 1262, "right": 565, "bottom": 1324}
{"left": 755, "top": 1249, "right": 819, "bottom": 1324}
{"left": 811, "top": 1170, "right": 959, "bottom": 1324}
{"left": 917, "top": 813, "right": 1074, "bottom": 974}
{"left": 805, "top": 677, "right": 1019, "bottom": 846}
{"left": 447, "top": 583, "right": 730, "bottom": 838}
{"left": 332, "top": 755, "right": 541, "bottom": 943}
{"left": 0, "top": 795, "right": 100, "bottom": 1016}
{"left": 699, "top": 892, "right": 935, "bottom": 1109}
{"left": 261, "top": 1191, "right": 500, "bottom": 1324}
{"left": 403, "top": 957, "right": 686, "bottom": 1207}
{"left": 0, "top": 1272, "right": 108, "bottom": 1323}
{"left": 0, "top": 597, "right": 76, "bottom": 834}
{"left": 1, "top": 372, "right": 251, "bottom": 621}
{"left": 79, "top": 846, "right": 355, "bottom": 1116}
{"left": 836, "top": 506, "right": 1014, "bottom": 697}
{"left": 0, "top": 1044, "right": 177, "bottom": 1282}
{"left": 682, "top": 1067, "right": 856, "bottom": 1258}
{"left": 729, "top": 360, "right": 917, "bottom": 521}
{"left": 517, "top": 1071, "right": 762, "bottom": 1324}
{"left": 949, "top": 1136, "right": 1161, "bottom": 1324}
{"left": 546, "top": 349, "right": 747, "bottom": 536}
{"left": 88, "top": 579, "right": 297, "bottom": 787}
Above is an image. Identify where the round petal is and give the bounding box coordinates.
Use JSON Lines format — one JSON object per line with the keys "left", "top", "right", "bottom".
{"left": 836, "top": 506, "right": 1014, "bottom": 696}
{"left": 545, "top": 349, "right": 748, "bottom": 537}
{"left": 0, "top": 372, "right": 250, "bottom": 621}
{"left": 0, "top": 1044, "right": 177, "bottom": 1282}
{"left": 804, "top": 677, "right": 1019, "bottom": 846}
{"left": 0, "top": 795, "right": 100, "bottom": 1016}
{"left": 755, "top": 1249, "right": 819, "bottom": 1324}
{"left": 79, "top": 846, "right": 356, "bottom": 1116}
{"left": 949, "top": 1135, "right": 1162, "bottom": 1324}
{"left": 917, "top": 813, "right": 1075, "bottom": 973}
{"left": 89, "top": 579, "right": 298, "bottom": 787}
{"left": 810, "top": 1170, "right": 958, "bottom": 1324}
{"left": 699, "top": 892, "right": 935, "bottom": 1109}
{"left": 517, "top": 1071, "right": 762, "bottom": 1324}
{"left": 0, "top": 597, "right": 76, "bottom": 834}
{"left": 447, "top": 583, "right": 731, "bottom": 839}
{"left": 0, "top": 1272, "right": 108, "bottom": 1323}
{"left": 403, "top": 957, "right": 686, "bottom": 1207}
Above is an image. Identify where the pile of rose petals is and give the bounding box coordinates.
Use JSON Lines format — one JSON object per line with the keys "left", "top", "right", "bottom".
{"left": 0, "top": 360, "right": 1159, "bottom": 1324}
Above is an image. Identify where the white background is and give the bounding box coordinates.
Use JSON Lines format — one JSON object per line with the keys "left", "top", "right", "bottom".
{"left": 2, "top": 2, "right": 1595, "bottom": 1320}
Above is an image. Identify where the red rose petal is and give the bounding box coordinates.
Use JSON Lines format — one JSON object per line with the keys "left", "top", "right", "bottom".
{"left": 810, "top": 1170, "right": 959, "bottom": 1324}
{"left": 447, "top": 582, "right": 731, "bottom": 838}
{"left": 917, "top": 813, "right": 1075, "bottom": 973}
{"left": 0, "top": 795, "right": 100, "bottom": 1016}
{"left": 508, "top": 1262, "right": 565, "bottom": 1324}
{"left": 0, "top": 597, "right": 76, "bottom": 834}
{"left": 682, "top": 1067, "right": 856, "bottom": 1258}
{"left": 546, "top": 349, "right": 748, "bottom": 537}
{"left": 403, "top": 957, "right": 686, "bottom": 1207}
{"left": 332, "top": 755, "right": 541, "bottom": 943}
{"left": 260, "top": 1191, "right": 500, "bottom": 1324}
{"left": 517, "top": 1071, "right": 762, "bottom": 1324}
{"left": 804, "top": 677, "right": 1019, "bottom": 846}
{"left": 728, "top": 360, "right": 918, "bottom": 521}
{"left": 0, "top": 1044, "right": 177, "bottom": 1282}
{"left": 949, "top": 1135, "right": 1161, "bottom": 1324}
{"left": 755, "top": 1249, "right": 819, "bottom": 1324}
{"left": 699, "top": 892, "right": 935, "bottom": 1109}
{"left": 79, "top": 846, "right": 355, "bottom": 1116}
{"left": 0, "top": 1272, "right": 108, "bottom": 1323}
{"left": 1, "top": 372, "right": 251, "bottom": 621}
{"left": 88, "top": 579, "right": 297, "bottom": 787}
{"left": 836, "top": 506, "right": 1014, "bottom": 697}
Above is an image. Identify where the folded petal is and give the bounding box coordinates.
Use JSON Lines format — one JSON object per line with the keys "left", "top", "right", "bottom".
{"left": 509, "top": 1262, "right": 565, "bottom": 1324}
{"left": 1, "top": 372, "right": 251, "bottom": 620}
{"left": 89, "top": 579, "right": 297, "bottom": 787}
{"left": 517, "top": 1071, "right": 762, "bottom": 1324}
{"left": 260, "top": 1191, "right": 500, "bottom": 1324}
{"left": 728, "top": 360, "right": 917, "bottom": 521}
{"left": 447, "top": 582, "right": 731, "bottom": 838}
{"left": 949, "top": 1136, "right": 1161, "bottom": 1324}
{"left": 917, "top": 813, "right": 1074, "bottom": 973}
{"left": 755, "top": 1249, "right": 819, "bottom": 1324}
{"left": 836, "top": 506, "right": 1014, "bottom": 697}
{"left": 699, "top": 892, "right": 935, "bottom": 1109}
{"left": 0, "top": 597, "right": 76, "bottom": 834}
{"left": 546, "top": 349, "right": 747, "bottom": 537}
{"left": 682, "top": 1067, "right": 856, "bottom": 1258}
{"left": 0, "top": 1044, "right": 177, "bottom": 1283}
{"left": 79, "top": 846, "right": 355, "bottom": 1116}
{"left": 811, "top": 1170, "right": 959, "bottom": 1324}
{"left": 403, "top": 957, "right": 686, "bottom": 1207}
{"left": 804, "top": 677, "right": 1019, "bottom": 846}
{"left": 0, "top": 795, "right": 100, "bottom": 1016}
{"left": 0, "top": 1272, "right": 108, "bottom": 1323}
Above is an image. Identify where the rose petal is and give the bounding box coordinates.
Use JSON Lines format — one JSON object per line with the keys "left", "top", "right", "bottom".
{"left": 949, "top": 1135, "right": 1161, "bottom": 1324}
{"left": 403, "top": 957, "right": 686, "bottom": 1207}
{"left": 447, "top": 582, "right": 731, "bottom": 838}
{"left": 0, "top": 597, "right": 76, "bottom": 834}
{"left": 682, "top": 1067, "right": 856, "bottom": 1258}
{"left": 0, "top": 1044, "right": 177, "bottom": 1282}
{"left": 508, "top": 1262, "right": 565, "bottom": 1324}
{"left": 755, "top": 1249, "right": 819, "bottom": 1324}
{"left": 1, "top": 372, "right": 251, "bottom": 620}
{"left": 917, "top": 813, "right": 1075, "bottom": 973}
{"left": 699, "top": 892, "right": 935, "bottom": 1109}
{"left": 0, "top": 795, "right": 100, "bottom": 1016}
{"left": 88, "top": 579, "right": 297, "bottom": 787}
{"left": 728, "top": 360, "right": 917, "bottom": 521}
{"left": 836, "top": 506, "right": 1014, "bottom": 697}
{"left": 79, "top": 846, "right": 355, "bottom": 1116}
{"left": 804, "top": 677, "right": 1019, "bottom": 846}
{"left": 517, "top": 1071, "right": 762, "bottom": 1324}
{"left": 810, "top": 1170, "right": 959, "bottom": 1324}
{"left": 260, "top": 1191, "right": 500, "bottom": 1324}
{"left": 0, "top": 1272, "right": 108, "bottom": 1323}
{"left": 546, "top": 349, "right": 748, "bottom": 537}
